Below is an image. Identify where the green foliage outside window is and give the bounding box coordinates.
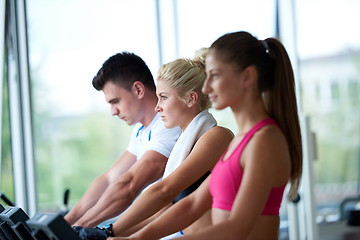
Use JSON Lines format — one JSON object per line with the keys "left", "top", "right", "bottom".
{"left": 31, "top": 70, "right": 132, "bottom": 210}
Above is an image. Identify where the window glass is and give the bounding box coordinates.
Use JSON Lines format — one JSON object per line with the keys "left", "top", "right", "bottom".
{"left": 1, "top": 54, "right": 15, "bottom": 205}
{"left": 175, "top": 0, "right": 274, "bottom": 58}
{"left": 297, "top": 0, "right": 360, "bottom": 223}
{"left": 26, "top": 0, "right": 159, "bottom": 211}
{"left": 175, "top": 0, "right": 275, "bottom": 133}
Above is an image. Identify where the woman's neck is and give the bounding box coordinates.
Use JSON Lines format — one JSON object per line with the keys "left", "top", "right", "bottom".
{"left": 180, "top": 109, "right": 203, "bottom": 132}
{"left": 231, "top": 98, "right": 269, "bottom": 135}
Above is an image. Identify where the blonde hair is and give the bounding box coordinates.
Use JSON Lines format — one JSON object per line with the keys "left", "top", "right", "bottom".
{"left": 157, "top": 48, "right": 211, "bottom": 111}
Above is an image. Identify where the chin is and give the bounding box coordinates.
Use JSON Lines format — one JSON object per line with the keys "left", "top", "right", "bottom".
{"left": 164, "top": 122, "right": 175, "bottom": 129}
{"left": 126, "top": 120, "right": 135, "bottom": 126}
{"left": 212, "top": 103, "right": 226, "bottom": 111}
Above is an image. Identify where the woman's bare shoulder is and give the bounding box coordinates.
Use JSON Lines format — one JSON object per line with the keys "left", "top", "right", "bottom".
{"left": 203, "top": 125, "right": 235, "bottom": 139}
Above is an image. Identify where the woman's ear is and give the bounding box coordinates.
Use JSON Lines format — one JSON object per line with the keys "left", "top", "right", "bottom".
{"left": 132, "top": 81, "right": 146, "bottom": 99}
{"left": 242, "top": 66, "right": 258, "bottom": 89}
{"left": 185, "top": 91, "right": 199, "bottom": 108}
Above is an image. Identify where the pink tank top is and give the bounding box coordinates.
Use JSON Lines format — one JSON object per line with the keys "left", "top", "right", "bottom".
{"left": 209, "top": 118, "right": 286, "bottom": 215}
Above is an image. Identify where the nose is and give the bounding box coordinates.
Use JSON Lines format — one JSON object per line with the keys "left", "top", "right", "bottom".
{"left": 202, "top": 77, "right": 210, "bottom": 94}
{"left": 111, "top": 105, "right": 119, "bottom": 116}
{"left": 155, "top": 101, "right": 162, "bottom": 112}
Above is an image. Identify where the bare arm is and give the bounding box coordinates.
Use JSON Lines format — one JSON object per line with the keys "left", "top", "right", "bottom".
{"left": 118, "top": 204, "right": 172, "bottom": 237}
{"left": 64, "top": 151, "right": 136, "bottom": 225}
{"left": 112, "top": 126, "right": 233, "bottom": 236}
{"left": 131, "top": 177, "right": 213, "bottom": 240}
{"left": 71, "top": 150, "right": 168, "bottom": 228}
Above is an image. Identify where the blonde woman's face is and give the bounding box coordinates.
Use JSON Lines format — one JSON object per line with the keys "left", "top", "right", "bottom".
{"left": 155, "top": 79, "right": 190, "bottom": 130}
{"left": 203, "top": 52, "right": 244, "bottom": 110}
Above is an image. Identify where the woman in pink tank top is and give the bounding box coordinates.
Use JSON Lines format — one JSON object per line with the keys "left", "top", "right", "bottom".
{"left": 109, "top": 31, "right": 302, "bottom": 240}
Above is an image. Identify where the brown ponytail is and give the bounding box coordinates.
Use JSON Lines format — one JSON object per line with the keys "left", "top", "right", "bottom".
{"left": 265, "top": 38, "right": 302, "bottom": 200}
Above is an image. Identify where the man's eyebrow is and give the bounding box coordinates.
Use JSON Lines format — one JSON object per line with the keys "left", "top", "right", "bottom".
{"left": 107, "top": 97, "right": 118, "bottom": 104}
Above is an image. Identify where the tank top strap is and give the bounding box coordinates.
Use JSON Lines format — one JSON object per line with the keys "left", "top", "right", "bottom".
{"left": 231, "top": 118, "right": 278, "bottom": 159}
{"left": 243, "top": 118, "right": 278, "bottom": 143}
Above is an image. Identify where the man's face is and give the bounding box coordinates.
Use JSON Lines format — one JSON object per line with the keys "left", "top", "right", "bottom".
{"left": 102, "top": 81, "right": 141, "bottom": 126}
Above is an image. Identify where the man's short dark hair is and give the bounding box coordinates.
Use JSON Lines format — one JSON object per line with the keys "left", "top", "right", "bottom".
{"left": 92, "top": 52, "right": 156, "bottom": 92}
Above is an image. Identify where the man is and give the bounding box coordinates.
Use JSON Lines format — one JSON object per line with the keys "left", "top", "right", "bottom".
{"left": 64, "top": 52, "right": 181, "bottom": 228}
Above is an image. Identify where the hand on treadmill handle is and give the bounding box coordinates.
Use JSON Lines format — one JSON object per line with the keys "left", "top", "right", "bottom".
{"left": 73, "top": 225, "right": 112, "bottom": 240}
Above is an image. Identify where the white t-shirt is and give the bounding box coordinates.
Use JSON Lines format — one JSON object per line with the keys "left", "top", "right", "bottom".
{"left": 127, "top": 113, "right": 181, "bottom": 159}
